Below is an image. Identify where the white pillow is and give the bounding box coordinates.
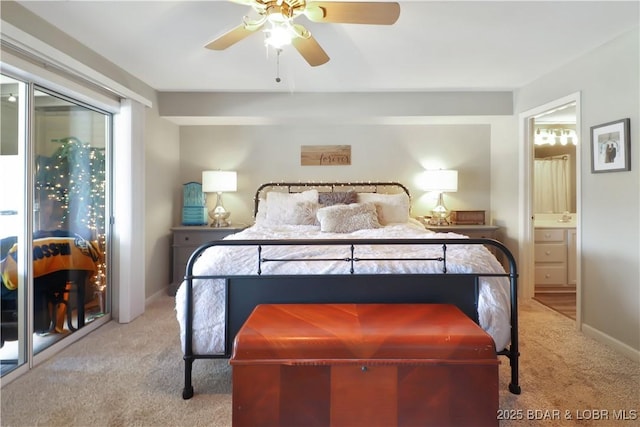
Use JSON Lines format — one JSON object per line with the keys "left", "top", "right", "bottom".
{"left": 255, "top": 198, "right": 267, "bottom": 223}
{"left": 316, "top": 203, "right": 381, "bottom": 233}
{"left": 264, "top": 189, "right": 319, "bottom": 225}
{"left": 356, "top": 192, "right": 410, "bottom": 225}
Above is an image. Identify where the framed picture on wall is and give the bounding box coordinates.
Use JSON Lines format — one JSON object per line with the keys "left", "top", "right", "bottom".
{"left": 590, "top": 118, "right": 631, "bottom": 173}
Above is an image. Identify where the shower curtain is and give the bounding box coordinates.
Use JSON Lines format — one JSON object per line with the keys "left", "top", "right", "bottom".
{"left": 534, "top": 155, "right": 571, "bottom": 213}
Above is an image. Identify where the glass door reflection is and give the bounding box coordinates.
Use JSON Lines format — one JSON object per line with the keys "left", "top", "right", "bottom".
{"left": 31, "top": 88, "right": 109, "bottom": 353}
{"left": 1, "top": 77, "right": 111, "bottom": 379}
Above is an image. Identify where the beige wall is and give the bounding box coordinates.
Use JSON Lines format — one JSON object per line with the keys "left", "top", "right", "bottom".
{"left": 178, "top": 123, "right": 494, "bottom": 226}
{"left": 487, "top": 117, "right": 519, "bottom": 263}
{"left": 515, "top": 27, "right": 640, "bottom": 355}
{"left": 144, "top": 97, "right": 180, "bottom": 297}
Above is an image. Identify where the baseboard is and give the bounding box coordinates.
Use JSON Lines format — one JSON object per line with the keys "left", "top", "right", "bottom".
{"left": 146, "top": 287, "right": 171, "bottom": 306}
{"left": 167, "top": 281, "right": 179, "bottom": 296}
{"left": 582, "top": 324, "right": 640, "bottom": 362}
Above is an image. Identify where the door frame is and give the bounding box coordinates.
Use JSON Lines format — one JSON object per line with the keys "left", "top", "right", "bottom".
{"left": 518, "top": 92, "right": 582, "bottom": 328}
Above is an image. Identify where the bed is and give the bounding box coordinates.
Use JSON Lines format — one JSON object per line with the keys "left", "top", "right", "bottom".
{"left": 175, "top": 182, "right": 520, "bottom": 399}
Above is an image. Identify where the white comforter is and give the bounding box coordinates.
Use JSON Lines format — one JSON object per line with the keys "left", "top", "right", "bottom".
{"left": 175, "top": 221, "right": 512, "bottom": 354}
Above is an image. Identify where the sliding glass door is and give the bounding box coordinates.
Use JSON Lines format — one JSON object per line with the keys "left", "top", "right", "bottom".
{"left": 1, "top": 75, "right": 27, "bottom": 375}
{"left": 1, "top": 75, "right": 111, "bottom": 377}
{"left": 31, "top": 87, "right": 110, "bottom": 346}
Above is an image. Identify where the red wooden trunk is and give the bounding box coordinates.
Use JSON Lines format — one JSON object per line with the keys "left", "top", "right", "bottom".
{"left": 231, "top": 303, "right": 499, "bottom": 427}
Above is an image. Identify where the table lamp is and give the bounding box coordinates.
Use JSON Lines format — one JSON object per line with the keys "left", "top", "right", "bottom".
{"left": 421, "top": 169, "right": 458, "bottom": 225}
{"left": 202, "top": 170, "right": 237, "bottom": 227}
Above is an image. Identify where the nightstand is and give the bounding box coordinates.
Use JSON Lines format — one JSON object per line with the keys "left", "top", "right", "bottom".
{"left": 424, "top": 224, "right": 499, "bottom": 240}
{"left": 424, "top": 224, "right": 501, "bottom": 259}
{"left": 169, "top": 225, "right": 247, "bottom": 295}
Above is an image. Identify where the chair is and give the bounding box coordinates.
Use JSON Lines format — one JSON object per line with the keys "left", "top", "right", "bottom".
{"left": 35, "top": 270, "right": 90, "bottom": 333}
{"left": 1, "top": 295, "right": 18, "bottom": 348}
{"left": 1, "top": 233, "right": 98, "bottom": 346}
{"left": 1, "top": 269, "right": 90, "bottom": 348}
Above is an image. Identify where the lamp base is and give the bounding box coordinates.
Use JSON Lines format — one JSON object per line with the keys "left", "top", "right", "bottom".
{"left": 428, "top": 214, "right": 450, "bottom": 226}
{"left": 209, "top": 192, "right": 231, "bottom": 227}
{"left": 209, "top": 211, "right": 231, "bottom": 228}
{"left": 429, "top": 193, "right": 450, "bottom": 225}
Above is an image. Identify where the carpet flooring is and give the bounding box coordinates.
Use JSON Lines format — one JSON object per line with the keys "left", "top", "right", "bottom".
{"left": 1, "top": 295, "right": 638, "bottom": 426}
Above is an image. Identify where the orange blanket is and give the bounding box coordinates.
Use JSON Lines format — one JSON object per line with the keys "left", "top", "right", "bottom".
{"left": 1, "top": 236, "right": 100, "bottom": 290}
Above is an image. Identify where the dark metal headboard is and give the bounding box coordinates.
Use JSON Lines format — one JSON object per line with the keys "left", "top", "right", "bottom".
{"left": 254, "top": 181, "right": 411, "bottom": 216}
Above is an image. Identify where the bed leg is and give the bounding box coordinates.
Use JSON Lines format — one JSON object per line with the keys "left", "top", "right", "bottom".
{"left": 508, "top": 348, "right": 521, "bottom": 395}
{"left": 182, "top": 358, "right": 194, "bottom": 399}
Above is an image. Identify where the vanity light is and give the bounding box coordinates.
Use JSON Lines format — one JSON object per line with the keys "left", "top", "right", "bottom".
{"left": 534, "top": 128, "right": 542, "bottom": 145}
{"left": 560, "top": 130, "right": 571, "bottom": 146}
{"left": 535, "top": 128, "right": 578, "bottom": 146}
{"left": 569, "top": 130, "right": 578, "bottom": 145}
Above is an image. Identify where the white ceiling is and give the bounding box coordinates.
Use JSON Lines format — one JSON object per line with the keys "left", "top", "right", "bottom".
{"left": 14, "top": 1, "right": 640, "bottom": 93}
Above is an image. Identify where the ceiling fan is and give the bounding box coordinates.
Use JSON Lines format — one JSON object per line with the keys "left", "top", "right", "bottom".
{"left": 205, "top": 0, "right": 401, "bottom": 67}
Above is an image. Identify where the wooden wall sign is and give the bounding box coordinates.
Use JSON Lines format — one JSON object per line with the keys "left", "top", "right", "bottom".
{"left": 301, "top": 145, "right": 351, "bottom": 166}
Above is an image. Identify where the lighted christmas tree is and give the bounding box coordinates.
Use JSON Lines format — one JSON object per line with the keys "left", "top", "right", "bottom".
{"left": 35, "top": 136, "right": 106, "bottom": 302}
{"left": 35, "top": 136, "right": 105, "bottom": 236}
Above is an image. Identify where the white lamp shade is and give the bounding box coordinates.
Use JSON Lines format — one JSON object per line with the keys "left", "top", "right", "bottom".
{"left": 420, "top": 170, "right": 458, "bottom": 192}
{"left": 202, "top": 170, "right": 237, "bottom": 193}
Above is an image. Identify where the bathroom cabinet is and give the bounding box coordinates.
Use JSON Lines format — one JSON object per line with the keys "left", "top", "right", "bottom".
{"left": 534, "top": 227, "right": 576, "bottom": 289}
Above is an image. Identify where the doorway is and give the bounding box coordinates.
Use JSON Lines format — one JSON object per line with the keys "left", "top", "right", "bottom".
{"left": 519, "top": 93, "right": 581, "bottom": 326}
{"left": 531, "top": 103, "right": 577, "bottom": 319}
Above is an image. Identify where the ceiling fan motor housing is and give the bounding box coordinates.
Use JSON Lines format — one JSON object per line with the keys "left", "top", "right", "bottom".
{"left": 263, "top": 0, "right": 304, "bottom": 21}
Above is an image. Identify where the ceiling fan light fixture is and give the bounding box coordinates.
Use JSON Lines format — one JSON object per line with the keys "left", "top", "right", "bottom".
{"left": 264, "top": 20, "right": 294, "bottom": 49}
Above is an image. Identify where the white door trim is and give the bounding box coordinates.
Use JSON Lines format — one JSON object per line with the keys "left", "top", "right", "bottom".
{"left": 518, "top": 92, "right": 582, "bottom": 328}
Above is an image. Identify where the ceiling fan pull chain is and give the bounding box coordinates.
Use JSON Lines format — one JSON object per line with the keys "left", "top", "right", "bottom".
{"left": 275, "top": 48, "right": 282, "bottom": 83}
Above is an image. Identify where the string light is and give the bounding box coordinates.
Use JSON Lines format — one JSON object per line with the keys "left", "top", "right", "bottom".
{"left": 36, "top": 136, "right": 107, "bottom": 296}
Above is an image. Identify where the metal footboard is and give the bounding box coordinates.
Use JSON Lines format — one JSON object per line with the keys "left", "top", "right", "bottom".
{"left": 180, "top": 237, "right": 520, "bottom": 399}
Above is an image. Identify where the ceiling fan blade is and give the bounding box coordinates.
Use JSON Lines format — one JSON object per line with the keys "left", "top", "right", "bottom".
{"left": 304, "top": 2, "right": 400, "bottom": 25}
{"left": 291, "top": 34, "right": 330, "bottom": 67}
{"left": 205, "top": 24, "right": 261, "bottom": 50}
{"left": 228, "top": 0, "right": 257, "bottom": 5}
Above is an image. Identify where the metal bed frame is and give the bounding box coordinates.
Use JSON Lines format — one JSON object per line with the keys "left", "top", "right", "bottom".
{"left": 179, "top": 182, "right": 521, "bottom": 399}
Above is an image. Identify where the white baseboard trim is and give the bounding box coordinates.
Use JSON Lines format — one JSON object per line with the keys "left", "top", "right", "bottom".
{"left": 582, "top": 324, "right": 640, "bottom": 362}
{"left": 145, "top": 287, "right": 171, "bottom": 306}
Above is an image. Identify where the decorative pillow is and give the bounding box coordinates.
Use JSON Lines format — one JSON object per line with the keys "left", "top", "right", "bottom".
{"left": 356, "top": 192, "right": 410, "bottom": 225}
{"left": 316, "top": 202, "right": 381, "bottom": 233}
{"left": 255, "top": 198, "right": 267, "bottom": 223}
{"left": 264, "top": 189, "right": 319, "bottom": 225}
{"left": 318, "top": 191, "right": 358, "bottom": 207}
{"left": 292, "top": 200, "right": 320, "bottom": 225}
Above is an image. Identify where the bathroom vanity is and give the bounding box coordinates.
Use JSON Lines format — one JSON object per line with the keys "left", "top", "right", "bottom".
{"left": 534, "top": 214, "right": 577, "bottom": 290}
